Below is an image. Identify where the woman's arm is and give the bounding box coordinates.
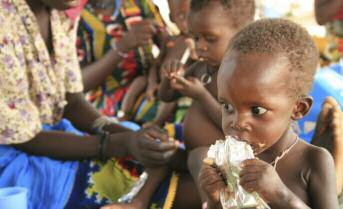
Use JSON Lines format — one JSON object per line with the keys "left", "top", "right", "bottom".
{"left": 315, "top": 0, "right": 343, "bottom": 25}
{"left": 82, "top": 41, "right": 128, "bottom": 92}
{"left": 63, "top": 92, "right": 130, "bottom": 133}
{"left": 13, "top": 131, "right": 132, "bottom": 160}
{"left": 82, "top": 19, "right": 157, "bottom": 91}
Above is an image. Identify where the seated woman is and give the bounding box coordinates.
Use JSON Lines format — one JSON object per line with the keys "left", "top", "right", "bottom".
{"left": 0, "top": 0, "right": 179, "bottom": 208}
{"left": 78, "top": 0, "right": 166, "bottom": 123}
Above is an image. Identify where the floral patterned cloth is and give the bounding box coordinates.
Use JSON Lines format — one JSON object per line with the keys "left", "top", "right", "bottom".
{"left": 0, "top": 0, "right": 83, "bottom": 144}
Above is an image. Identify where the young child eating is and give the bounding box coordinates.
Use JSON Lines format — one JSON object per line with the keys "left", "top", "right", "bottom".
{"left": 200, "top": 18, "right": 339, "bottom": 209}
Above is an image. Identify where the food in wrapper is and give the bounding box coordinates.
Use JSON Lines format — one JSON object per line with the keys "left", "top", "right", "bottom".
{"left": 207, "top": 136, "right": 270, "bottom": 209}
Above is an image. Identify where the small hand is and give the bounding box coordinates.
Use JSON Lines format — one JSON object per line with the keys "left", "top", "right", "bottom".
{"left": 199, "top": 158, "right": 228, "bottom": 205}
{"left": 239, "top": 159, "right": 289, "bottom": 203}
{"left": 161, "top": 60, "right": 185, "bottom": 79}
{"left": 170, "top": 75, "right": 205, "bottom": 99}
{"left": 128, "top": 126, "right": 178, "bottom": 167}
{"left": 119, "top": 19, "right": 157, "bottom": 52}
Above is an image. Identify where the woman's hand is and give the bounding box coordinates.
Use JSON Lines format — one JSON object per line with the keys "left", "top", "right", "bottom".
{"left": 125, "top": 126, "right": 179, "bottom": 167}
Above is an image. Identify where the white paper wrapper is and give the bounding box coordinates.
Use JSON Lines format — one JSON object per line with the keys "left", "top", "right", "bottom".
{"left": 207, "top": 136, "right": 270, "bottom": 209}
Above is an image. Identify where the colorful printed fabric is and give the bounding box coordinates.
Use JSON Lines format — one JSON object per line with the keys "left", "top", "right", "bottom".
{"left": 0, "top": 0, "right": 83, "bottom": 144}
{"left": 77, "top": 0, "right": 164, "bottom": 117}
{"left": 323, "top": 9, "right": 343, "bottom": 62}
{"left": 65, "top": 122, "right": 184, "bottom": 209}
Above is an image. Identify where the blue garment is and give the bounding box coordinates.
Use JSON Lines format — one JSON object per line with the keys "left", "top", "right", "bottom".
{"left": 297, "top": 68, "right": 343, "bottom": 142}
{"left": 0, "top": 119, "right": 82, "bottom": 209}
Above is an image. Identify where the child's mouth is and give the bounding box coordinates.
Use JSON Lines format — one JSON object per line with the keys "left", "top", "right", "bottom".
{"left": 231, "top": 135, "right": 266, "bottom": 155}
{"left": 251, "top": 143, "right": 267, "bottom": 155}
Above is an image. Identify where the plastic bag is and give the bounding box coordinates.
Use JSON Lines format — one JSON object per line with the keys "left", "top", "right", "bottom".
{"left": 207, "top": 136, "right": 270, "bottom": 209}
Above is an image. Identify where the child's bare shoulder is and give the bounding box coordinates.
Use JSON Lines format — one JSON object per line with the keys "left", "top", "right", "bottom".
{"left": 299, "top": 140, "right": 334, "bottom": 173}
{"left": 295, "top": 140, "right": 338, "bottom": 207}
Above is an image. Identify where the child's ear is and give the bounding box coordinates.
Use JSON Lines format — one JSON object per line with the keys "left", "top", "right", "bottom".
{"left": 291, "top": 96, "right": 313, "bottom": 120}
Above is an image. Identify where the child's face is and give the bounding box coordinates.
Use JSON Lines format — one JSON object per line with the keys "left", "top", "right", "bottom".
{"left": 218, "top": 51, "right": 297, "bottom": 154}
{"left": 168, "top": 0, "right": 190, "bottom": 34}
{"left": 188, "top": 2, "right": 237, "bottom": 66}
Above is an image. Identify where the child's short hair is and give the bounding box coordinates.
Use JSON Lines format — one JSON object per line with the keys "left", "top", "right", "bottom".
{"left": 226, "top": 18, "right": 319, "bottom": 97}
{"left": 190, "top": 0, "right": 255, "bottom": 29}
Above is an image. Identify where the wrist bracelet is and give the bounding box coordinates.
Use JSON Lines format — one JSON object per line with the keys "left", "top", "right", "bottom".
{"left": 98, "top": 132, "right": 109, "bottom": 162}
{"left": 92, "top": 116, "right": 119, "bottom": 134}
{"left": 111, "top": 40, "right": 129, "bottom": 58}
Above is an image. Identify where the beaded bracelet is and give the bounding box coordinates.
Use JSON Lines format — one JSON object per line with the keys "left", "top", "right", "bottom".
{"left": 92, "top": 116, "right": 119, "bottom": 134}
{"left": 98, "top": 131, "right": 110, "bottom": 162}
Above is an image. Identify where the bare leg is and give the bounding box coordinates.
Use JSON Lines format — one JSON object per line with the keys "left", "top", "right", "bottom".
{"left": 312, "top": 97, "right": 343, "bottom": 194}
{"left": 120, "top": 76, "right": 147, "bottom": 120}
{"left": 100, "top": 167, "right": 168, "bottom": 209}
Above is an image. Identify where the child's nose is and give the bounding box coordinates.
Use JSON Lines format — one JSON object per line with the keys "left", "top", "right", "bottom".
{"left": 230, "top": 113, "right": 250, "bottom": 132}
{"left": 196, "top": 38, "right": 208, "bottom": 52}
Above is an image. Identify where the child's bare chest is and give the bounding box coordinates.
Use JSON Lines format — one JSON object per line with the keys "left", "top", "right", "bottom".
{"left": 276, "top": 158, "right": 311, "bottom": 204}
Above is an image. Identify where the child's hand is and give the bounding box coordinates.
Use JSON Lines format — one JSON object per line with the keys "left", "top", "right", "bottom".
{"left": 161, "top": 60, "right": 185, "bottom": 79}
{"left": 119, "top": 19, "right": 157, "bottom": 52}
{"left": 240, "top": 159, "right": 289, "bottom": 203}
{"left": 170, "top": 75, "right": 206, "bottom": 99}
{"left": 199, "top": 158, "right": 228, "bottom": 205}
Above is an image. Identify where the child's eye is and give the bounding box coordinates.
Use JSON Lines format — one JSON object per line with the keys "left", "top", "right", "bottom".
{"left": 205, "top": 36, "right": 217, "bottom": 43}
{"left": 251, "top": 106, "right": 267, "bottom": 115}
{"left": 222, "top": 103, "right": 234, "bottom": 113}
{"left": 193, "top": 36, "right": 200, "bottom": 42}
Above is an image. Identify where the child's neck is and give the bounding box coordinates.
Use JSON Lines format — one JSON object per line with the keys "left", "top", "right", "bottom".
{"left": 257, "top": 127, "right": 298, "bottom": 165}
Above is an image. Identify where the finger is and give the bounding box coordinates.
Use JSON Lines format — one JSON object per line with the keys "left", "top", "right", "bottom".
{"left": 239, "top": 181, "right": 258, "bottom": 193}
{"left": 172, "top": 75, "right": 189, "bottom": 86}
{"left": 239, "top": 173, "right": 260, "bottom": 185}
{"left": 170, "top": 60, "right": 183, "bottom": 76}
{"left": 200, "top": 171, "right": 225, "bottom": 186}
{"left": 170, "top": 81, "right": 186, "bottom": 91}
{"left": 241, "top": 159, "right": 263, "bottom": 167}
{"left": 140, "top": 138, "right": 177, "bottom": 151}
{"left": 163, "top": 61, "right": 174, "bottom": 77}
{"left": 239, "top": 165, "right": 263, "bottom": 176}
{"left": 145, "top": 126, "right": 169, "bottom": 141}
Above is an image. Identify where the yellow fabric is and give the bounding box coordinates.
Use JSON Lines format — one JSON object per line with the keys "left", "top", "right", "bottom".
{"left": 163, "top": 173, "right": 179, "bottom": 209}
{"left": 0, "top": 0, "right": 83, "bottom": 144}
{"left": 85, "top": 159, "right": 138, "bottom": 202}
